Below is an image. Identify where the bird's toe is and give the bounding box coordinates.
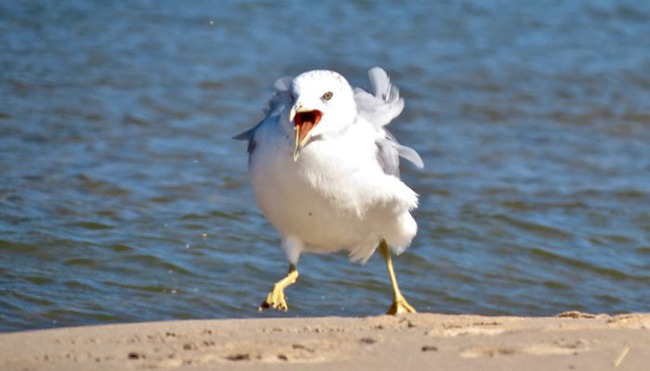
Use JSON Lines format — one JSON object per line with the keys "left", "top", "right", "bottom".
{"left": 386, "top": 298, "right": 417, "bottom": 315}
{"left": 258, "top": 288, "right": 289, "bottom": 312}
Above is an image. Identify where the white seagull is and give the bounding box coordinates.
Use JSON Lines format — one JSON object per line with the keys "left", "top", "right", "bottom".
{"left": 234, "top": 67, "right": 423, "bottom": 314}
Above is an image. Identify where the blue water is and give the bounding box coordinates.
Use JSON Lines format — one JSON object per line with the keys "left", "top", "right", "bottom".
{"left": 1, "top": 0, "right": 649, "bottom": 332}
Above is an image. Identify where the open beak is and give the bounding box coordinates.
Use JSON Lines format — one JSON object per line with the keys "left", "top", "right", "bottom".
{"left": 290, "top": 104, "right": 322, "bottom": 161}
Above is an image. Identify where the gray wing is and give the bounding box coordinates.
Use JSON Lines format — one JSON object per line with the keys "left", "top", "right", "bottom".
{"left": 354, "top": 67, "right": 404, "bottom": 129}
{"left": 376, "top": 131, "right": 424, "bottom": 176}
{"left": 233, "top": 76, "right": 292, "bottom": 155}
{"left": 355, "top": 67, "right": 424, "bottom": 174}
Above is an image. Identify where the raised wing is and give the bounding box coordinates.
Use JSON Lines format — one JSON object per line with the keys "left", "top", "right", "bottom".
{"left": 233, "top": 76, "right": 293, "bottom": 155}
{"left": 354, "top": 67, "right": 404, "bottom": 129}
{"left": 355, "top": 67, "right": 424, "bottom": 174}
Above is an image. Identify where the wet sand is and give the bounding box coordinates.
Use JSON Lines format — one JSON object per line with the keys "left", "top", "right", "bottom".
{"left": 1, "top": 312, "right": 648, "bottom": 370}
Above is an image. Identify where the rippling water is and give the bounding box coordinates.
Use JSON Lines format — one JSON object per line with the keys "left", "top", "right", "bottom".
{"left": 1, "top": 1, "right": 649, "bottom": 332}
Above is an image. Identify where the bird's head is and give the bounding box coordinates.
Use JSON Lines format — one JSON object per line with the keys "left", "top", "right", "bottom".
{"left": 288, "top": 70, "right": 356, "bottom": 161}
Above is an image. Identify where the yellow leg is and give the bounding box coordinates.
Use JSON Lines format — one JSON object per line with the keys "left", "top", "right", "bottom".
{"left": 258, "top": 263, "right": 299, "bottom": 311}
{"left": 379, "top": 240, "right": 416, "bottom": 315}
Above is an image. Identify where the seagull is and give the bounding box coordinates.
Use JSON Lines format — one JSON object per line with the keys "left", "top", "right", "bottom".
{"left": 234, "top": 67, "right": 423, "bottom": 314}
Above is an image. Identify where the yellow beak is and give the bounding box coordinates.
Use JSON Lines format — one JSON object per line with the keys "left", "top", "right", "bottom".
{"left": 290, "top": 104, "right": 301, "bottom": 161}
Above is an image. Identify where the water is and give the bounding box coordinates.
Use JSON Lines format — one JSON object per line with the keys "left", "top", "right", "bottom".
{"left": 1, "top": 0, "right": 649, "bottom": 332}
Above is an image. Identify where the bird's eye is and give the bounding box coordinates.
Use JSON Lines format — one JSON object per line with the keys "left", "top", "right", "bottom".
{"left": 322, "top": 91, "right": 333, "bottom": 101}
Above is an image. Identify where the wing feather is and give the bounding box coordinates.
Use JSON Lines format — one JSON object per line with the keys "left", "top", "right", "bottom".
{"left": 233, "top": 76, "right": 293, "bottom": 155}
{"left": 355, "top": 67, "right": 423, "bottom": 174}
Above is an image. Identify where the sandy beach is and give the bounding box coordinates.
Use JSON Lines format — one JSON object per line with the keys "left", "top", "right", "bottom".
{"left": 1, "top": 312, "right": 648, "bottom": 370}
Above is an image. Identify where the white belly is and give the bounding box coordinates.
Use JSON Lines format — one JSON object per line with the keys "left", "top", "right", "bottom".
{"left": 249, "top": 122, "right": 418, "bottom": 262}
{"left": 251, "top": 145, "right": 374, "bottom": 253}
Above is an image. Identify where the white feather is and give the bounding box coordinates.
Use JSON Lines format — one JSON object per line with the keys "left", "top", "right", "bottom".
{"left": 235, "top": 67, "right": 423, "bottom": 264}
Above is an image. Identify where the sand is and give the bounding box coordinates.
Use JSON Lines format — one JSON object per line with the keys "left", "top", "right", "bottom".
{"left": 1, "top": 312, "right": 649, "bottom": 370}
